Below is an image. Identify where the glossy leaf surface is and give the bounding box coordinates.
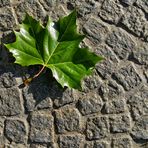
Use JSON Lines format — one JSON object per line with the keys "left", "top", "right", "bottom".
{"left": 5, "top": 10, "right": 103, "bottom": 89}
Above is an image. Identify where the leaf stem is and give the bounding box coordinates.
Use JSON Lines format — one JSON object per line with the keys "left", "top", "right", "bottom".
{"left": 23, "top": 65, "right": 45, "bottom": 86}
{"left": 33, "top": 65, "right": 45, "bottom": 79}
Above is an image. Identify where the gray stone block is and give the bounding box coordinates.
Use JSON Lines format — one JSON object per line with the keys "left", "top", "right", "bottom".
{"left": 14, "top": 0, "right": 46, "bottom": 23}
{"left": 0, "top": 7, "right": 16, "bottom": 31}
{"left": 131, "top": 43, "right": 148, "bottom": 65}
{"left": 0, "top": 0, "right": 10, "bottom": 7}
{"left": 58, "top": 134, "right": 84, "bottom": 148}
{"left": 112, "top": 137, "right": 132, "bottom": 148}
{"left": 131, "top": 116, "right": 148, "bottom": 141}
{"left": 121, "top": 6, "right": 146, "bottom": 37}
{"left": 136, "top": 0, "right": 148, "bottom": 14}
{"left": 99, "top": 0, "right": 124, "bottom": 24}
{"left": 38, "top": 0, "right": 56, "bottom": 11}
{"left": 103, "top": 99, "right": 125, "bottom": 114}
{"left": 83, "top": 18, "right": 109, "bottom": 45}
{"left": 23, "top": 75, "right": 53, "bottom": 112}
{"left": 29, "top": 144, "right": 48, "bottom": 148}
{"left": 98, "top": 80, "right": 124, "bottom": 101}
{"left": 53, "top": 89, "right": 77, "bottom": 108}
{"left": 86, "top": 116, "right": 109, "bottom": 140}
{"left": 0, "top": 72, "right": 16, "bottom": 88}
{"left": 109, "top": 115, "right": 131, "bottom": 133}
{"left": 75, "top": 0, "right": 97, "bottom": 19}
{"left": 78, "top": 92, "right": 103, "bottom": 115}
{"left": 127, "top": 85, "right": 148, "bottom": 120}
{"left": 29, "top": 111, "right": 54, "bottom": 143}
{"left": 112, "top": 63, "right": 142, "bottom": 91}
{"left": 0, "top": 87, "right": 22, "bottom": 116}
{"left": 106, "top": 28, "right": 136, "bottom": 60}
{"left": 55, "top": 106, "right": 82, "bottom": 133}
{"left": 83, "top": 73, "right": 102, "bottom": 91}
{"left": 85, "top": 141, "right": 109, "bottom": 148}
{"left": 4, "top": 119, "right": 26, "bottom": 143}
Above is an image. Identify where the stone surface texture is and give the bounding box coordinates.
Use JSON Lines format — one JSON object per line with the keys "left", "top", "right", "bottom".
{"left": 0, "top": 0, "right": 148, "bottom": 147}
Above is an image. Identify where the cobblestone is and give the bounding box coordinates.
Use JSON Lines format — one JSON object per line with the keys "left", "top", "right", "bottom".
{"left": 112, "top": 137, "right": 132, "bottom": 148}
{"left": 0, "top": 0, "right": 148, "bottom": 147}
{"left": 86, "top": 116, "right": 109, "bottom": 140}
{"left": 58, "top": 134, "right": 84, "bottom": 148}
{"left": 112, "top": 63, "right": 142, "bottom": 91}
{"left": 106, "top": 28, "right": 136, "bottom": 60}
{"left": 83, "top": 18, "right": 109, "bottom": 45}
{"left": 127, "top": 85, "right": 148, "bottom": 120}
{"left": 109, "top": 115, "right": 131, "bottom": 133}
{"left": 78, "top": 92, "right": 103, "bottom": 115}
{"left": 4, "top": 119, "right": 26, "bottom": 143}
{"left": 121, "top": 6, "right": 146, "bottom": 37}
{"left": 131, "top": 116, "right": 148, "bottom": 141}
{"left": 85, "top": 141, "right": 109, "bottom": 148}
{"left": 99, "top": 0, "right": 124, "bottom": 24}
{"left": 0, "top": 7, "right": 16, "bottom": 31}
{"left": 103, "top": 99, "right": 125, "bottom": 114}
{"left": 29, "top": 111, "right": 54, "bottom": 143}
{"left": 55, "top": 106, "right": 82, "bottom": 133}
{"left": 0, "top": 87, "right": 22, "bottom": 116}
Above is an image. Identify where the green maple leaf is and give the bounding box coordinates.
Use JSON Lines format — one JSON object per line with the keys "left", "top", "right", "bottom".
{"left": 4, "top": 10, "right": 103, "bottom": 89}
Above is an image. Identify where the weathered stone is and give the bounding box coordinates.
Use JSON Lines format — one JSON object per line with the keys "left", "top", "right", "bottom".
{"left": 0, "top": 0, "right": 10, "bottom": 7}
{"left": 112, "top": 137, "right": 132, "bottom": 148}
{"left": 121, "top": 6, "right": 146, "bottom": 37}
{"left": 131, "top": 116, "right": 148, "bottom": 141}
{"left": 98, "top": 80, "right": 124, "bottom": 101}
{"left": 96, "top": 60, "right": 114, "bottom": 79}
{"left": 106, "top": 28, "right": 136, "bottom": 60}
{"left": 112, "top": 63, "right": 142, "bottom": 91}
{"left": 4, "top": 119, "right": 26, "bottom": 143}
{"left": 83, "top": 73, "right": 102, "bottom": 92}
{"left": 109, "top": 115, "right": 131, "bottom": 133}
{"left": 54, "top": 89, "right": 77, "bottom": 108}
{"left": 136, "top": 0, "right": 148, "bottom": 14}
{"left": 0, "top": 72, "right": 16, "bottom": 88}
{"left": 95, "top": 44, "right": 119, "bottom": 79}
{"left": 99, "top": 0, "right": 124, "bottom": 24}
{"left": 0, "top": 7, "right": 16, "bottom": 31}
{"left": 120, "top": 0, "right": 136, "bottom": 6}
{"left": 86, "top": 116, "right": 109, "bottom": 140}
{"left": 127, "top": 85, "right": 148, "bottom": 120}
{"left": 0, "top": 117, "right": 6, "bottom": 146}
{"left": 58, "top": 134, "right": 84, "bottom": 148}
{"left": 38, "top": 0, "right": 56, "bottom": 11}
{"left": 55, "top": 106, "right": 82, "bottom": 133}
{"left": 5, "top": 143, "right": 27, "bottom": 148}
{"left": 30, "top": 144, "right": 48, "bottom": 148}
{"left": 0, "top": 0, "right": 148, "bottom": 147}
{"left": 50, "top": 5, "right": 66, "bottom": 21}
{"left": 0, "top": 87, "right": 22, "bottom": 116}
{"left": 23, "top": 75, "right": 53, "bottom": 112}
{"left": 78, "top": 92, "right": 103, "bottom": 115}
{"left": 36, "top": 97, "right": 53, "bottom": 110}
{"left": 85, "top": 141, "right": 109, "bottom": 148}
{"left": 95, "top": 44, "right": 119, "bottom": 64}
{"left": 143, "top": 23, "right": 148, "bottom": 41}
{"left": 130, "top": 43, "right": 148, "bottom": 65}
{"left": 75, "top": 0, "right": 97, "bottom": 19}
{"left": 103, "top": 99, "right": 125, "bottom": 114}
{"left": 14, "top": 0, "right": 46, "bottom": 23}
{"left": 29, "top": 111, "right": 54, "bottom": 143}
{"left": 83, "top": 17, "right": 109, "bottom": 45}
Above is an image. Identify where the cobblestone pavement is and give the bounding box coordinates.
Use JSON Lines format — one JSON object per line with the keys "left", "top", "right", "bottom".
{"left": 0, "top": 0, "right": 148, "bottom": 147}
